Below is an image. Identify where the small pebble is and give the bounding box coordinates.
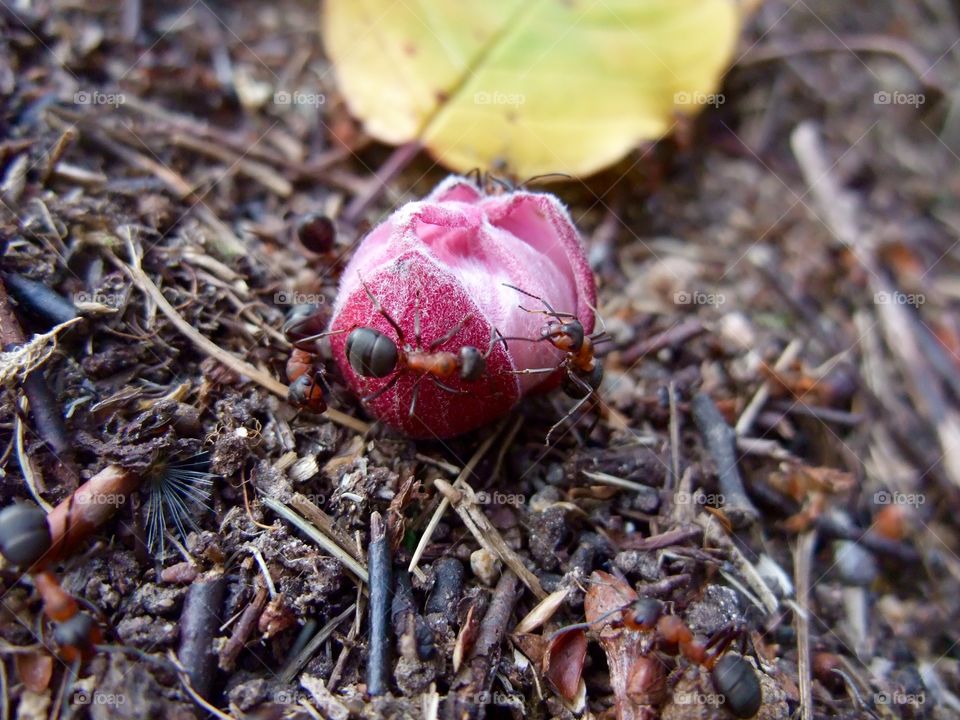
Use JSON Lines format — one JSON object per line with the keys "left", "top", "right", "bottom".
{"left": 470, "top": 548, "right": 501, "bottom": 586}
{"left": 833, "top": 541, "right": 877, "bottom": 586}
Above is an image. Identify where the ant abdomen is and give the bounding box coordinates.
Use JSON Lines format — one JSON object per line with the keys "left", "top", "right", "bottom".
{"left": 346, "top": 327, "right": 399, "bottom": 378}
{"left": 541, "top": 320, "right": 585, "bottom": 353}
{"left": 0, "top": 504, "right": 52, "bottom": 568}
{"left": 53, "top": 612, "right": 101, "bottom": 661}
{"left": 711, "top": 654, "right": 762, "bottom": 718}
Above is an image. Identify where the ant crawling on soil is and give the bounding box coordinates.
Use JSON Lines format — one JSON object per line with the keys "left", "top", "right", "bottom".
{"left": 283, "top": 302, "right": 331, "bottom": 414}
{"left": 0, "top": 504, "right": 102, "bottom": 663}
{"left": 501, "top": 283, "right": 610, "bottom": 443}
{"left": 557, "top": 594, "right": 763, "bottom": 718}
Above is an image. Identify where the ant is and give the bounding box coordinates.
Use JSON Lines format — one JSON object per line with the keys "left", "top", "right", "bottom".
{"left": 0, "top": 504, "right": 102, "bottom": 663}
{"left": 557, "top": 594, "right": 762, "bottom": 718}
{"left": 339, "top": 280, "right": 506, "bottom": 417}
{"left": 501, "top": 283, "right": 609, "bottom": 443}
{"left": 283, "top": 302, "right": 330, "bottom": 414}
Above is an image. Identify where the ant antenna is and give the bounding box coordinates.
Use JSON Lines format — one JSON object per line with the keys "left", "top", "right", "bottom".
{"left": 428, "top": 312, "right": 474, "bottom": 350}
{"left": 501, "top": 283, "right": 576, "bottom": 322}
{"left": 291, "top": 326, "right": 350, "bottom": 349}
{"left": 523, "top": 172, "right": 574, "bottom": 185}
{"left": 359, "top": 274, "right": 405, "bottom": 343}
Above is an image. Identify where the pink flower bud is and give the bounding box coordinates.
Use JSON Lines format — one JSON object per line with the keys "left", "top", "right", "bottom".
{"left": 328, "top": 175, "right": 596, "bottom": 438}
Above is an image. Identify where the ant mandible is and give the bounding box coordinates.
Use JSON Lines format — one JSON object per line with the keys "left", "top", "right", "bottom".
{"left": 501, "top": 283, "right": 608, "bottom": 443}
{"left": 557, "top": 594, "right": 763, "bottom": 718}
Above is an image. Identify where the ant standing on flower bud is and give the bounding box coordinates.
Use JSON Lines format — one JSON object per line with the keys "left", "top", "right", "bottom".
{"left": 501, "top": 283, "right": 610, "bottom": 443}
{"left": 302, "top": 277, "right": 507, "bottom": 419}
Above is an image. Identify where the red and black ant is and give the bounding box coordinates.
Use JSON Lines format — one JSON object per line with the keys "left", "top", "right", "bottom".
{"left": 286, "top": 279, "right": 506, "bottom": 419}
{"left": 557, "top": 594, "right": 763, "bottom": 718}
{"left": 0, "top": 504, "right": 102, "bottom": 663}
{"left": 501, "top": 283, "right": 609, "bottom": 443}
{"left": 340, "top": 280, "right": 506, "bottom": 417}
{"left": 283, "top": 302, "right": 331, "bottom": 414}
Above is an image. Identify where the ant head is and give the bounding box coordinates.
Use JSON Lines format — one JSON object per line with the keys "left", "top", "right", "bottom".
{"left": 287, "top": 374, "right": 327, "bottom": 413}
{"left": 458, "top": 346, "right": 485, "bottom": 382}
{"left": 540, "top": 319, "right": 584, "bottom": 352}
{"left": 53, "top": 612, "right": 101, "bottom": 662}
{"left": 0, "top": 503, "right": 51, "bottom": 568}
{"left": 560, "top": 321, "right": 585, "bottom": 351}
{"left": 624, "top": 597, "right": 664, "bottom": 630}
{"left": 346, "top": 327, "right": 399, "bottom": 379}
{"left": 282, "top": 303, "right": 328, "bottom": 347}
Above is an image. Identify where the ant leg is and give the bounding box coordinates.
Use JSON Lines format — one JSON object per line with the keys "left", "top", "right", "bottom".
{"left": 545, "top": 392, "right": 595, "bottom": 445}
{"left": 413, "top": 289, "right": 423, "bottom": 348}
{"left": 545, "top": 374, "right": 598, "bottom": 445}
{"left": 489, "top": 174, "right": 513, "bottom": 193}
{"left": 586, "top": 298, "right": 607, "bottom": 338}
{"left": 430, "top": 377, "right": 469, "bottom": 395}
{"left": 484, "top": 327, "right": 508, "bottom": 357}
{"left": 428, "top": 313, "right": 474, "bottom": 350}
{"left": 502, "top": 284, "right": 577, "bottom": 320}
{"left": 508, "top": 366, "right": 562, "bottom": 377}
{"left": 361, "top": 374, "right": 399, "bottom": 403}
{"left": 409, "top": 380, "right": 422, "bottom": 418}
{"left": 701, "top": 624, "right": 743, "bottom": 669}
{"left": 359, "top": 274, "right": 405, "bottom": 343}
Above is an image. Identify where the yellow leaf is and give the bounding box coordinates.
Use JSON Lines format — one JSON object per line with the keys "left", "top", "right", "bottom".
{"left": 323, "top": 0, "right": 743, "bottom": 178}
